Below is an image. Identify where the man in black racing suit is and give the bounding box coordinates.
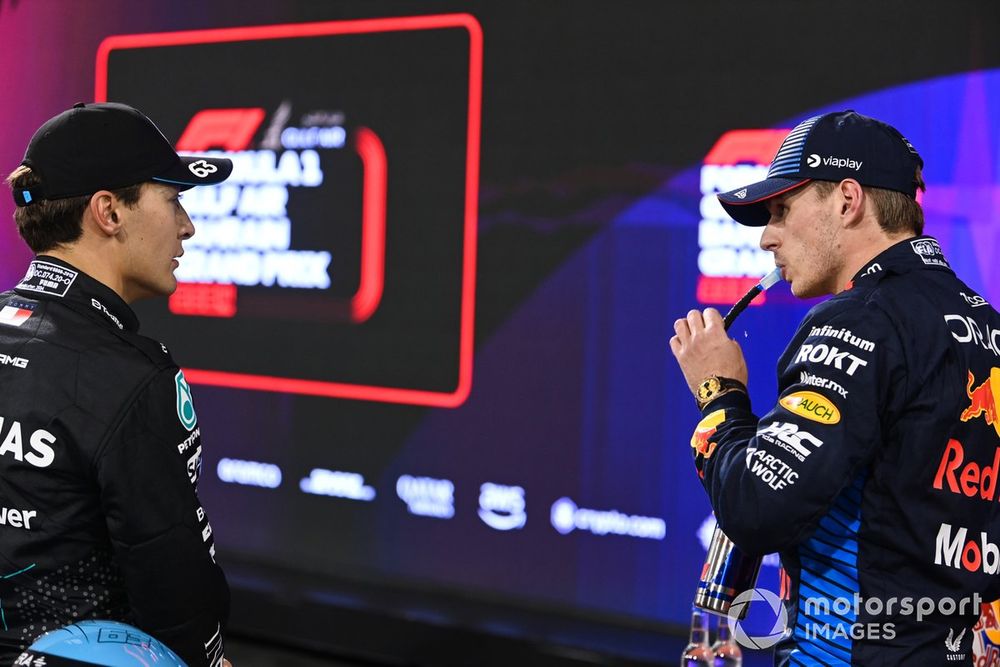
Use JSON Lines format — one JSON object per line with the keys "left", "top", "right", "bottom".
{"left": 0, "top": 103, "right": 234, "bottom": 666}
{"left": 671, "top": 111, "right": 1000, "bottom": 665}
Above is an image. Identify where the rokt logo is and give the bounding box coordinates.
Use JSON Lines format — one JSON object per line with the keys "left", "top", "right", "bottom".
{"left": 794, "top": 343, "right": 868, "bottom": 376}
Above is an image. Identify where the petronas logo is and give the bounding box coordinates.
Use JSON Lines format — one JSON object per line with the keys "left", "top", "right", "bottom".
{"left": 175, "top": 370, "right": 198, "bottom": 431}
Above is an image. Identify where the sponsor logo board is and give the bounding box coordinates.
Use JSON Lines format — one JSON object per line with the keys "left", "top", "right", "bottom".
{"left": 396, "top": 475, "right": 455, "bottom": 519}
{"left": 300, "top": 468, "right": 376, "bottom": 501}
{"left": 550, "top": 497, "right": 665, "bottom": 540}
{"left": 478, "top": 483, "right": 526, "bottom": 531}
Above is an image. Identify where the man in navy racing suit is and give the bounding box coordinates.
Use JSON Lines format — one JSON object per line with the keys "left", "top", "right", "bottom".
{"left": 0, "top": 103, "right": 234, "bottom": 666}
{"left": 670, "top": 110, "right": 1000, "bottom": 665}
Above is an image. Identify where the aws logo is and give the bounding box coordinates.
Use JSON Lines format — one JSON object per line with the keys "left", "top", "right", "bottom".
{"left": 780, "top": 391, "right": 841, "bottom": 424}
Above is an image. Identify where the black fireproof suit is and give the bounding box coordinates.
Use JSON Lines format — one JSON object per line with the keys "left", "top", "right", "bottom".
{"left": 691, "top": 237, "right": 1000, "bottom": 665}
{"left": 0, "top": 257, "right": 228, "bottom": 666}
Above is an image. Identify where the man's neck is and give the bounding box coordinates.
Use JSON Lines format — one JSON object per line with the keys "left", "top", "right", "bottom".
{"left": 833, "top": 230, "right": 916, "bottom": 294}
{"left": 43, "top": 246, "right": 128, "bottom": 302}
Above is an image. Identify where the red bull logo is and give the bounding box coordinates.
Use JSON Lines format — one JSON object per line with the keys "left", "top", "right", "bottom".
{"left": 962, "top": 368, "right": 1000, "bottom": 439}
{"left": 691, "top": 409, "right": 727, "bottom": 459}
{"left": 974, "top": 600, "right": 1000, "bottom": 665}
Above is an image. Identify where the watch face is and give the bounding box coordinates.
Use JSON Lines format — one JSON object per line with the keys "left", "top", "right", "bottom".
{"left": 698, "top": 377, "right": 721, "bottom": 401}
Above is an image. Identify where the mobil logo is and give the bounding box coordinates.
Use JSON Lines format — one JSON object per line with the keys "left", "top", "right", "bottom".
{"left": 935, "top": 522, "right": 1000, "bottom": 574}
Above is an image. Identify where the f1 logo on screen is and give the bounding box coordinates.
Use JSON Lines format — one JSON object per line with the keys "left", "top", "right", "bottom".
{"left": 96, "top": 15, "right": 483, "bottom": 407}
{"left": 698, "top": 129, "right": 789, "bottom": 306}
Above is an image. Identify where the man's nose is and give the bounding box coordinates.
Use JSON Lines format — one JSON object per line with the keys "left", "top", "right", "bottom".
{"left": 759, "top": 223, "right": 777, "bottom": 251}
{"left": 181, "top": 210, "right": 195, "bottom": 240}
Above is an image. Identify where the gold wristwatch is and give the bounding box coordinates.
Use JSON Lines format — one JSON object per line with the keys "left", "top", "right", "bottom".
{"left": 695, "top": 375, "right": 747, "bottom": 410}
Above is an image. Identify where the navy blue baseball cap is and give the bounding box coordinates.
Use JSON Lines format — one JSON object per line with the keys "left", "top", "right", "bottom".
{"left": 12, "top": 102, "right": 232, "bottom": 207}
{"left": 717, "top": 110, "right": 924, "bottom": 226}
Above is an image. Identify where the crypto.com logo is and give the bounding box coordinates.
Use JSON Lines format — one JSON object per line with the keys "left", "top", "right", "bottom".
{"left": 728, "top": 587, "right": 787, "bottom": 650}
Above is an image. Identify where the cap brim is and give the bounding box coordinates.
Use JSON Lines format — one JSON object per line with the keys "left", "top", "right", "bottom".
{"left": 717, "top": 177, "right": 811, "bottom": 226}
{"left": 153, "top": 155, "right": 233, "bottom": 190}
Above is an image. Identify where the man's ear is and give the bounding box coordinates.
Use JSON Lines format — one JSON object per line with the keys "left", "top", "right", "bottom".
{"left": 837, "top": 179, "right": 866, "bottom": 228}
{"left": 86, "top": 191, "right": 123, "bottom": 237}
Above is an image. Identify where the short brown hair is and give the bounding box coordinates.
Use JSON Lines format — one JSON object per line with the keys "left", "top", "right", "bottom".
{"left": 5, "top": 166, "right": 143, "bottom": 253}
{"left": 812, "top": 168, "right": 926, "bottom": 236}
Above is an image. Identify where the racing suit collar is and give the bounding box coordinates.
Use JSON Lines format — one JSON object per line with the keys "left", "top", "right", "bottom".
{"left": 14, "top": 255, "right": 140, "bottom": 332}
{"left": 848, "top": 235, "right": 952, "bottom": 290}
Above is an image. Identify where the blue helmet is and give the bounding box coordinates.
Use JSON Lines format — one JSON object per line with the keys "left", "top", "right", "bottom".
{"left": 13, "top": 620, "right": 186, "bottom": 666}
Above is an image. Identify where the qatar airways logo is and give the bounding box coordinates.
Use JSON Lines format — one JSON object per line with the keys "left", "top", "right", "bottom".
{"left": 807, "top": 153, "right": 863, "bottom": 171}
{"left": 935, "top": 522, "right": 1000, "bottom": 574}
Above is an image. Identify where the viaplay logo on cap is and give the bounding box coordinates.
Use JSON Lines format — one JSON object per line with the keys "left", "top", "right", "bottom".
{"left": 806, "top": 153, "right": 864, "bottom": 171}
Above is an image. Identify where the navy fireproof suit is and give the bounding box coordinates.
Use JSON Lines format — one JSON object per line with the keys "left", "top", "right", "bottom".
{"left": 692, "top": 237, "right": 1000, "bottom": 665}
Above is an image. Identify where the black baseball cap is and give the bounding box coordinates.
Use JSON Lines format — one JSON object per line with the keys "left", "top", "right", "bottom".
{"left": 12, "top": 102, "right": 232, "bottom": 207}
{"left": 717, "top": 110, "right": 924, "bottom": 226}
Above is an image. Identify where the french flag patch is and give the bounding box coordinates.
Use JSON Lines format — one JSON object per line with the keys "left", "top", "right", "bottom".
{"left": 0, "top": 300, "right": 36, "bottom": 327}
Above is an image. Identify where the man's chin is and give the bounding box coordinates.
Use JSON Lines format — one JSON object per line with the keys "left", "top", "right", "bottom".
{"left": 790, "top": 280, "right": 832, "bottom": 300}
